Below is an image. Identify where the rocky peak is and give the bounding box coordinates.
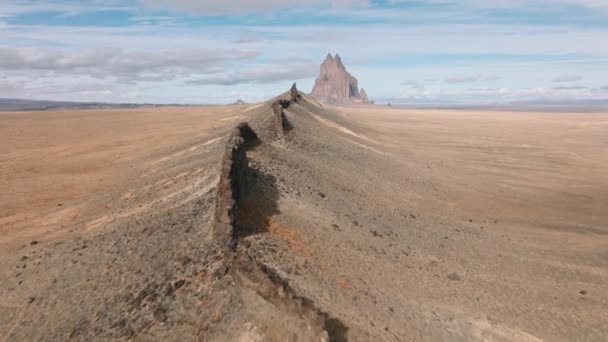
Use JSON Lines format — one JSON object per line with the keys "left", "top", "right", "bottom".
{"left": 359, "top": 89, "right": 369, "bottom": 103}
{"left": 311, "top": 53, "right": 369, "bottom": 104}
{"left": 290, "top": 82, "right": 300, "bottom": 103}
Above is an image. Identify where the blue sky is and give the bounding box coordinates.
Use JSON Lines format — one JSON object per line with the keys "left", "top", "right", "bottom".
{"left": 1, "top": 0, "right": 608, "bottom": 104}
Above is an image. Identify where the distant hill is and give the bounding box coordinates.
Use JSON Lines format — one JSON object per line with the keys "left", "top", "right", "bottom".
{"left": 0, "top": 98, "right": 187, "bottom": 112}
{"left": 501, "top": 99, "right": 608, "bottom": 111}
{"left": 390, "top": 99, "right": 608, "bottom": 112}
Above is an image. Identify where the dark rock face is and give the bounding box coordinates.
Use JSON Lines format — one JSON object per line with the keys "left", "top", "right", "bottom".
{"left": 311, "top": 53, "right": 369, "bottom": 104}
{"left": 290, "top": 83, "right": 300, "bottom": 103}
{"left": 212, "top": 123, "right": 258, "bottom": 244}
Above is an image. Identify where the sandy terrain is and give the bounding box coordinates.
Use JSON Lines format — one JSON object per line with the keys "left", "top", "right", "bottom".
{"left": 1, "top": 94, "right": 607, "bottom": 341}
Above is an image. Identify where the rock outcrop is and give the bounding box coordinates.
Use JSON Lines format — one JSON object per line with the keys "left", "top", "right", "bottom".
{"left": 212, "top": 123, "right": 258, "bottom": 245}
{"left": 359, "top": 88, "right": 369, "bottom": 103}
{"left": 290, "top": 83, "right": 300, "bottom": 103}
{"left": 311, "top": 53, "right": 369, "bottom": 104}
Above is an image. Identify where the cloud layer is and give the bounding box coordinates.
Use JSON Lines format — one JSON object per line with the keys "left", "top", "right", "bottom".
{"left": 0, "top": 47, "right": 258, "bottom": 82}
{"left": 139, "top": 0, "right": 369, "bottom": 15}
{"left": 553, "top": 75, "right": 584, "bottom": 83}
{"left": 444, "top": 75, "right": 502, "bottom": 84}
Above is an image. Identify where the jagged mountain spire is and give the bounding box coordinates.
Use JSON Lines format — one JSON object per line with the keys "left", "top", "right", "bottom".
{"left": 311, "top": 53, "right": 370, "bottom": 104}
{"left": 290, "top": 82, "right": 300, "bottom": 103}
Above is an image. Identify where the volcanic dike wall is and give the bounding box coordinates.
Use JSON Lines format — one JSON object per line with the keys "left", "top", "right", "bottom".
{"left": 211, "top": 83, "right": 298, "bottom": 243}
{"left": 209, "top": 85, "right": 349, "bottom": 341}
{"left": 211, "top": 122, "right": 259, "bottom": 244}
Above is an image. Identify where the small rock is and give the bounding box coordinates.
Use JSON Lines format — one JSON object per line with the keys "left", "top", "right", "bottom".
{"left": 447, "top": 272, "right": 461, "bottom": 281}
{"left": 27, "top": 297, "right": 35, "bottom": 304}
{"left": 120, "top": 326, "right": 135, "bottom": 339}
{"left": 318, "top": 192, "right": 326, "bottom": 199}
{"left": 164, "top": 283, "right": 175, "bottom": 296}
{"left": 153, "top": 307, "right": 168, "bottom": 322}
{"left": 580, "top": 290, "right": 587, "bottom": 295}
{"left": 30, "top": 241, "right": 39, "bottom": 246}
{"left": 174, "top": 279, "right": 186, "bottom": 289}
{"left": 371, "top": 230, "right": 383, "bottom": 238}
{"left": 178, "top": 256, "right": 192, "bottom": 267}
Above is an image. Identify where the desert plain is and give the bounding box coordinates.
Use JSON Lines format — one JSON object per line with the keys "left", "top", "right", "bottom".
{"left": 1, "top": 97, "right": 607, "bottom": 341}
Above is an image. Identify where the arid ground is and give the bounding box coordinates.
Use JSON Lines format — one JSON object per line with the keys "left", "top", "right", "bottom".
{"left": 0, "top": 106, "right": 243, "bottom": 250}
{"left": 1, "top": 95, "right": 607, "bottom": 341}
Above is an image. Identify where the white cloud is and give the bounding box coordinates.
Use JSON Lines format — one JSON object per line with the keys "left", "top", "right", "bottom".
{"left": 392, "top": 85, "right": 608, "bottom": 104}
{"left": 401, "top": 80, "right": 424, "bottom": 90}
{"left": 186, "top": 63, "right": 317, "bottom": 85}
{"left": 0, "top": 1, "right": 135, "bottom": 17}
{"left": 138, "top": 0, "right": 369, "bottom": 15}
{"left": 552, "top": 85, "right": 587, "bottom": 90}
{"left": 444, "top": 75, "right": 502, "bottom": 83}
{"left": 0, "top": 46, "right": 259, "bottom": 82}
{"left": 553, "top": 74, "right": 583, "bottom": 82}
{"left": 389, "top": 0, "right": 608, "bottom": 11}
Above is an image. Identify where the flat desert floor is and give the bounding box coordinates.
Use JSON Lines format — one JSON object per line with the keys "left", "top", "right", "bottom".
{"left": 339, "top": 106, "right": 608, "bottom": 241}
{"left": 1, "top": 102, "right": 607, "bottom": 341}
{"left": 0, "top": 106, "right": 244, "bottom": 250}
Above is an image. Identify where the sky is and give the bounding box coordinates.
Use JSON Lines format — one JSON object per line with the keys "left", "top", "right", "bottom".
{"left": 1, "top": 0, "right": 608, "bottom": 105}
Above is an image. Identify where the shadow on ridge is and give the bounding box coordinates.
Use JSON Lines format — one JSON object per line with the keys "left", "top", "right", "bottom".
{"left": 282, "top": 111, "right": 294, "bottom": 133}
{"left": 235, "top": 163, "right": 280, "bottom": 239}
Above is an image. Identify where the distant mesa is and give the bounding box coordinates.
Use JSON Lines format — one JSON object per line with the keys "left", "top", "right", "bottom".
{"left": 233, "top": 99, "right": 247, "bottom": 106}
{"left": 311, "top": 53, "right": 371, "bottom": 104}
